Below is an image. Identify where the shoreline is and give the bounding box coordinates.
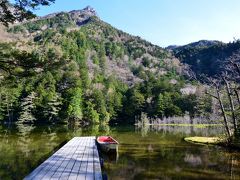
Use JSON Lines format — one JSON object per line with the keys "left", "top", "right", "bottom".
{"left": 184, "top": 136, "right": 240, "bottom": 151}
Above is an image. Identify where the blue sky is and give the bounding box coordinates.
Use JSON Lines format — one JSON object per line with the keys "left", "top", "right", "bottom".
{"left": 35, "top": 0, "right": 240, "bottom": 47}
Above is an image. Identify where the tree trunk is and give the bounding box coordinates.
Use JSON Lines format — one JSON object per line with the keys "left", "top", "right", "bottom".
{"left": 223, "top": 77, "right": 237, "bottom": 132}
{"left": 216, "top": 89, "right": 231, "bottom": 138}
{"left": 234, "top": 88, "right": 240, "bottom": 106}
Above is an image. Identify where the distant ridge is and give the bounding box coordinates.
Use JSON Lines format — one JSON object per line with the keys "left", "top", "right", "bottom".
{"left": 170, "top": 39, "right": 240, "bottom": 77}
{"left": 166, "top": 40, "right": 223, "bottom": 52}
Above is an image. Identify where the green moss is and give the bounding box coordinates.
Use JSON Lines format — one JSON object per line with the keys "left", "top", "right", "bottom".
{"left": 184, "top": 136, "right": 223, "bottom": 144}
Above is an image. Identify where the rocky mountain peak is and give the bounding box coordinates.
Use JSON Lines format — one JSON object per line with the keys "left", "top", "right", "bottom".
{"left": 83, "top": 6, "right": 97, "bottom": 14}
{"left": 69, "top": 6, "right": 97, "bottom": 18}
{"left": 68, "top": 6, "right": 97, "bottom": 26}
{"left": 38, "top": 6, "right": 97, "bottom": 26}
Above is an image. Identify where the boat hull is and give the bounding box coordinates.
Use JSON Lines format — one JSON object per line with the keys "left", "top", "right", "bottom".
{"left": 97, "top": 136, "right": 119, "bottom": 153}
{"left": 98, "top": 143, "right": 118, "bottom": 153}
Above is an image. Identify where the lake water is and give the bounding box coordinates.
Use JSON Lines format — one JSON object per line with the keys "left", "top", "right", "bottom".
{"left": 0, "top": 123, "right": 240, "bottom": 179}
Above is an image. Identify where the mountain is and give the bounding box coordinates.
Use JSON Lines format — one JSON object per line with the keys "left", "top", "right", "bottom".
{"left": 8, "top": 6, "right": 186, "bottom": 85}
{"left": 0, "top": 6, "right": 206, "bottom": 125}
{"left": 169, "top": 40, "right": 240, "bottom": 77}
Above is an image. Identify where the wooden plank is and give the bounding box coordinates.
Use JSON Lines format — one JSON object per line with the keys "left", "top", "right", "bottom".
{"left": 24, "top": 139, "right": 77, "bottom": 180}
{"left": 60, "top": 137, "right": 90, "bottom": 179}
{"left": 94, "top": 143, "right": 102, "bottom": 180}
{"left": 55, "top": 137, "right": 83, "bottom": 179}
{"left": 52, "top": 137, "right": 89, "bottom": 180}
{"left": 77, "top": 137, "right": 91, "bottom": 180}
{"left": 24, "top": 136, "right": 102, "bottom": 180}
{"left": 44, "top": 137, "right": 84, "bottom": 180}
{"left": 86, "top": 138, "right": 94, "bottom": 180}
{"left": 67, "top": 138, "right": 87, "bottom": 180}
{"left": 50, "top": 141, "right": 80, "bottom": 179}
{"left": 42, "top": 138, "right": 79, "bottom": 180}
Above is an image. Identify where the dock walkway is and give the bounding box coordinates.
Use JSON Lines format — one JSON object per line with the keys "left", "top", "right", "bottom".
{"left": 24, "top": 136, "right": 102, "bottom": 180}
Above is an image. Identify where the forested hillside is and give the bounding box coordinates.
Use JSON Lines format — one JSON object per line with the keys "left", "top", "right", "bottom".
{"left": 170, "top": 40, "right": 240, "bottom": 77}
{"left": 0, "top": 7, "right": 210, "bottom": 125}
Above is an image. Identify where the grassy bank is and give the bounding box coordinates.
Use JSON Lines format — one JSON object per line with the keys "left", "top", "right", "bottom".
{"left": 184, "top": 136, "right": 240, "bottom": 152}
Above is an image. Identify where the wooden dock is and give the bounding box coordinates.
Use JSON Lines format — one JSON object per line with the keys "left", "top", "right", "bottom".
{"left": 24, "top": 136, "right": 102, "bottom": 180}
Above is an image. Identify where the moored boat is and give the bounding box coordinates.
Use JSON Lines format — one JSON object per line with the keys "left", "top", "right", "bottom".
{"left": 97, "top": 136, "right": 119, "bottom": 153}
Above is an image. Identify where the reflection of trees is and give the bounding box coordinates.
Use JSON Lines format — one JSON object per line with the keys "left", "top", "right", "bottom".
{"left": 89, "top": 124, "right": 100, "bottom": 135}
{"left": 104, "top": 153, "right": 144, "bottom": 179}
{"left": 16, "top": 123, "right": 35, "bottom": 155}
{"left": 107, "top": 128, "right": 240, "bottom": 179}
{"left": 0, "top": 123, "right": 36, "bottom": 179}
{"left": 135, "top": 125, "right": 150, "bottom": 137}
{"left": 184, "top": 153, "right": 202, "bottom": 166}
{"left": 99, "top": 124, "right": 110, "bottom": 134}
{"left": 226, "top": 152, "right": 240, "bottom": 179}
{"left": 63, "top": 123, "right": 110, "bottom": 138}
{"left": 135, "top": 124, "right": 224, "bottom": 136}
{"left": 41, "top": 126, "right": 59, "bottom": 152}
{"left": 65, "top": 123, "right": 82, "bottom": 138}
{"left": 1, "top": 124, "right": 240, "bottom": 179}
{"left": 0, "top": 123, "right": 89, "bottom": 179}
{"left": 82, "top": 124, "right": 110, "bottom": 136}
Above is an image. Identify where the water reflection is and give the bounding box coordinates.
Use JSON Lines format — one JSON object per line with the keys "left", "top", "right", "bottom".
{"left": 103, "top": 125, "right": 240, "bottom": 179}
{"left": 184, "top": 153, "right": 202, "bottom": 166}
{"left": 0, "top": 123, "right": 112, "bottom": 180}
{"left": 0, "top": 124, "right": 66, "bottom": 179}
{"left": 136, "top": 124, "right": 225, "bottom": 137}
{"left": 17, "top": 123, "right": 35, "bottom": 156}
{"left": 0, "top": 123, "right": 240, "bottom": 179}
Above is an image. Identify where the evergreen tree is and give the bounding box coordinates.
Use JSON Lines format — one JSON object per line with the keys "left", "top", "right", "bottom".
{"left": 84, "top": 101, "right": 100, "bottom": 124}
{"left": 43, "top": 92, "right": 62, "bottom": 121}
{"left": 107, "top": 91, "right": 123, "bottom": 119}
{"left": 124, "top": 89, "right": 145, "bottom": 117}
{"left": 156, "top": 93, "right": 165, "bottom": 117}
{"left": 92, "top": 89, "right": 110, "bottom": 123}
{"left": 18, "top": 92, "right": 37, "bottom": 124}
{"left": 67, "top": 87, "right": 83, "bottom": 121}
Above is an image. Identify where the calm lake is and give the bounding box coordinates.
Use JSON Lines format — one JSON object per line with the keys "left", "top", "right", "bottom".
{"left": 0, "top": 123, "right": 240, "bottom": 179}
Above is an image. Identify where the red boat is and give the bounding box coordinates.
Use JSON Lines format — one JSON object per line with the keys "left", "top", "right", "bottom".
{"left": 97, "top": 136, "right": 119, "bottom": 152}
